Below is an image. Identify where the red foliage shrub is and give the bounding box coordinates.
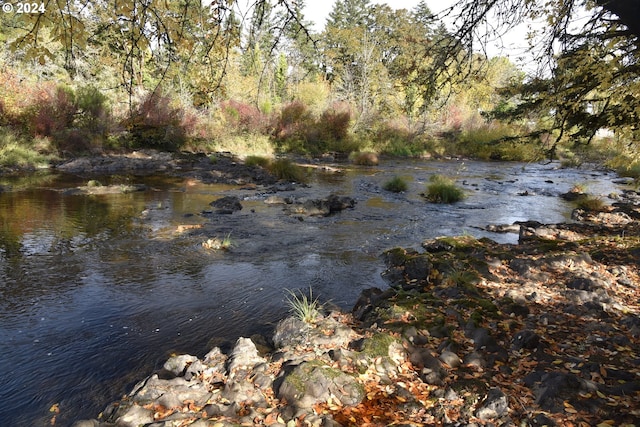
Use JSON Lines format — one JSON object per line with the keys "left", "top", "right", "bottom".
{"left": 126, "top": 91, "right": 186, "bottom": 150}
{"left": 220, "top": 100, "right": 268, "bottom": 134}
{"left": 317, "top": 103, "right": 351, "bottom": 142}
{"left": 274, "top": 100, "right": 312, "bottom": 141}
{"left": 31, "top": 86, "right": 77, "bottom": 137}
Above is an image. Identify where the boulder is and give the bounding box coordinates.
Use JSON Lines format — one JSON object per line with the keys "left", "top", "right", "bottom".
{"left": 276, "top": 360, "right": 364, "bottom": 409}
{"left": 227, "top": 337, "right": 266, "bottom": 375}
{"left": 285, "top": 194, "right": 356, "bottom": 216}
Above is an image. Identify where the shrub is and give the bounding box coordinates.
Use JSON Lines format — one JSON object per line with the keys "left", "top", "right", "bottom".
{"left": 383, "top": 176, "right": 408, "bottom": 193}
{"left": 267, "top": 158, "right": 308, "bottom": 183}
{"left": 75, "top": 85, "right": 110, "bottom": 134}
{"left": 317, "top": 103, "right": 351, "bottom": 142}
{"left": 351, "top": 151, "right": 379, "bottom": 166}
{"left": 0, "top": 128, "right": 54, "bottom": 167}
{"left": 425, "top": 175, "right": 465, "bottom": 203}
{"left": 274, "top": 100, "right": 312, "bottom": 143}
{"left": 220, "top": 100, "right": 268, "bottom": 134}
{"left": 29, "top": 85, "right": 77, "bottom": 138}
{"left": 126, "top": 90, "right": 186, "bottom": 151}
{"left": 456, "top": 123, "right": 540, "bottom": 161}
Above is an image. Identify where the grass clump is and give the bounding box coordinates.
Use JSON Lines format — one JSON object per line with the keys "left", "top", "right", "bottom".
{"left": 245, "top": 155, "right": 271, "bottom": 168}
{"left": 383, "top": 176, "right": 408, "bottom": 193}
{"left": 351, "top": 151, "right": 379, "bottom": 166}
{"left": 424, "top": 175, "right": 465, "bottom": 203}
{"left": 267, "top": 158, "right": 308, "bottom": 183}
{"left": 0, "top": 129, "right": 54, "bottom": 168}
{"left": 286, "top": 288, "right": 322, "bottom": 324}
{"left": 575, "top": 195, "right": 605, "bottom": 211}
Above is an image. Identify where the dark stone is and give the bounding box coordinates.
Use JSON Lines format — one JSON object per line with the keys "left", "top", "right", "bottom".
{"left": 407, "top": 346, "right": 446, "bottom": 385}
{"left": 422, "top": 240, "right": 454, "bottom": 253}
{"left": 325, "top": 194, "right": 356, "bottom": 212}
{"left": 352, "top": 287, "right": 383, "bottom": 320}
{"left": 566, "top": 276, "right": 605, "bottom": 291}
{"left": 532, "top": 413, "right": 556, "bottom": 426}
{"left": 381, "top": 247, "right": 408, "bottom": 268}
{"left": 526, "top": 371, "right": 597, "bottom": 412}
{"left": 210, "top": 196, "right": 242, "bottom": 214}
{"left": 561, "top": 190, "right": 586, "bottom": 201}
{"left": 512, "top": 330, "right": 542, "bottom": 351}
{"left": 404, "top": 255, "right": 432, "bottom": 281}
{"left": 467, "top": 327, "right": 500, "bottom": 352}
{"left": 501, "top": 302, "right": 530, "bottom": 317}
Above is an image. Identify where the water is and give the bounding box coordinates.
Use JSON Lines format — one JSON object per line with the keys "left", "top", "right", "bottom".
{"left": 0, "top": 160, "right": 622, "bottom": 426}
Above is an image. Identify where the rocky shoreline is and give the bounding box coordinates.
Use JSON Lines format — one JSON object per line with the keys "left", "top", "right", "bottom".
{"left": 72, "top": 193, "right": 640, "bottom": 427}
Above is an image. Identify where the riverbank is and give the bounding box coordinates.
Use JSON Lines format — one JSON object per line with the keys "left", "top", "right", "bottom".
{"left": 72, "top": 193, "right": 640, "bottom": 427}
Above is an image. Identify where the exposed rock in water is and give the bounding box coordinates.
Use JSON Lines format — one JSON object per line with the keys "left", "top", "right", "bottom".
{"left": 209, "top": 195, "right": 242, "bottom": 214}
{"left": 284, "top": 194, "right": 356, "bottom": 217}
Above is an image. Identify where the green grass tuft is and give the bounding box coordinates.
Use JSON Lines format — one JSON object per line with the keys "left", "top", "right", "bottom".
{"left": 425, "top": 175, "right": 465, "bottom": 203}
{"left": 383, "top": 176, "right": 408, "bottom": 193}
{"left": 245, "top": 155, "right": 271, "bottom": 168}
{"left": 268, "top": 158, "right": 308, "bottom": 183}
{"left": 286, "top": 288, "right": 322, "bottom": 324}
{"left": 575, "top": 195, "right": 605, "bottom": 211}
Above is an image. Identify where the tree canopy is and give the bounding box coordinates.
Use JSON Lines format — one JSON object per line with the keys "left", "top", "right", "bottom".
{"left": 438, "top": 0, "right": 640, "bottom": 153}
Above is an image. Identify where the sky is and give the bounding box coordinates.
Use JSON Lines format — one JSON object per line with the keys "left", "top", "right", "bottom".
{"left": 303, "top": 0, "right": 455, "bottom": 32}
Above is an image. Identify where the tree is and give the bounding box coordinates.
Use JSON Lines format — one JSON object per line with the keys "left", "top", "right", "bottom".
{"left": 2, "top": 0, "right": 307, "bottom": 108}
{"left": 437, "top": 0, "right": 640, "bottom": 154}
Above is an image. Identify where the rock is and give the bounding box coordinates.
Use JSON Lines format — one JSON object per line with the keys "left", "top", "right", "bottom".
{"left": 228, "top": 337, "right": 266, "bottom": 375}
{"left": 127, "top": 374, "right": 213, "bottom": 407}
{"left": 463, "top": 351, "right": 486, "bottom": 368}
{"left": 566, "top": 275, "right": 606, "bottom": 291}
{"left": 264, "top": 195, "right": 288, "bottom": 204}
{"left": 524, "top": 371, "right": 597, "bottom": 412}
{"left": 381, "top": 247, "right": 408, "bottom": 267}
{"left": 162, "top": 354, "right": 199, "bottom": 377}
{"left": 561, "top": 189, "right": 586, "bottom": 201}
{"left": 273, "top": 317, "right": 312, "bottom": 349}
{"left": 422, "top": 239, "right": 454, "bottom": 252}
{"left": 276, "top": 360, "right": 364, "bottom": 409}
{"left": 512, "top": 330, "right": 543, "bottom": 351}
{"left": 407, "top": 346, "right": 447, "bottom": 385}
{"left": 115, "top": 405, "right": 154, "bottom": 427}
{"left": 475, "top": 388, "right": 509, "bottom": 420}
{"left": 572, "top": 210, "right": 633, "bottom": 225}
{"left": 324, "top": 194, "right": 356, "bottom": 212}
{"left": 352, "top": 287, "right": 385, "bottom": 320}
{"left": 439, "top": 350, "right": 462, "bottom": 368}
{"left": 210, "top": 196, "right": 243, "bottom": 214}
{"left": 286, "top": 194, "right": 356, "bottom": 216}
{"left": 70, "top": 420, "right": 101, "bottom": 427}
{"left": 467, "top": 327, "right": 500, "bottom": 352}
{"left": 485, "top": 223, "right": 521, "bottom": 233}
{"left": 404, "top": 254, "right": 432, "bottom": 282}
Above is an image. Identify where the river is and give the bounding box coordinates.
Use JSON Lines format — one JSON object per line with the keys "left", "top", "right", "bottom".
{"left": 0, "top": 159, "right": 623, "bottom": 426}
